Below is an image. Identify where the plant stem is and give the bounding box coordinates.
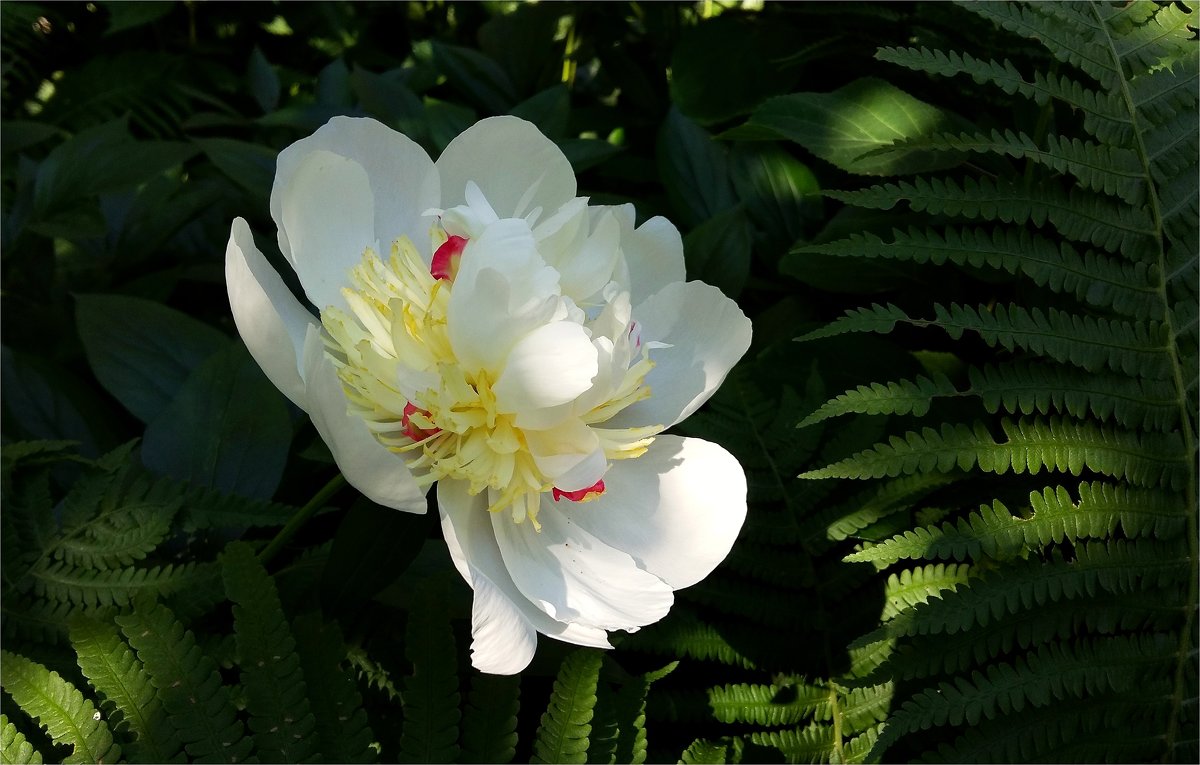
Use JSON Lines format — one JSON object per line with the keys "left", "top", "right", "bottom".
{"left": 259, "top": 473, "right": 347, "bottom": 565}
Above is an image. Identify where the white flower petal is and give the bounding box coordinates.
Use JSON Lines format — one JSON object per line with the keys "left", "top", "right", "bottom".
{"left": 272, "top": 116, "right": 439, "bottom": 310}
{"left": 301, "top": 327, "right": 428, "bottom": 513}
{"left": 494, "top": 321, "right": 599, "bottom": 414}
{"left": 436, "top": 116, "right": 576, "bottom": 220}
{"left": 492, "top": 500, "right": 674, "bottom": 632}
{"left": 438, "top": 480, "right": 610, "bottom": 673}
{"left": 607, "top": 281, "right": 752, "bottom": 430}
{"left": 523, "top": 420, "right": 606, "bottom": 490}
{"left": 600, "top": 205, "right": 686, "bottom": 306}
{"left": 447, "top": 219, "right": 561, "bottom": 373}
{"left": 558, "top": 435, "right": 746, "bottom": 589}
{"left": 558, "top": 211, "right": 622, "bottom": 304}
{"left": 225, "top": 217, "right": 317, "bottom": 409}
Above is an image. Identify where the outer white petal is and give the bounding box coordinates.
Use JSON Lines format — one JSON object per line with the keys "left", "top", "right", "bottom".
{"left": 607, "top": 281, "right": 752, "bottom": 430}
{"left": 558, "top": 435, "right": 746, "bottom": 589}
{"left": 272, "top": 116, "right": 439, "bottom": 310}
{"left": 436, "top": 116, "right": 576, "bottom": 220}
{"left": 301, "top": 327, "right": 428, "bottom": 513}
{"left": 600, "top": 204, "right": 686, "bottom": 306}
{"left": 438, "top": 480, "right": 610, "bottom": 673}
{"left": 225, "top": 217, "right": 317, "bottom": 409}
{"left": 492, "top": 499, "right": 674, "bottom": 632}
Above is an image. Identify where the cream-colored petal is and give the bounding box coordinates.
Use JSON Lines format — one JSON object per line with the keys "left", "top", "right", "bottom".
{"left": 225, "top": 217, "right": 317, "bottom": 409}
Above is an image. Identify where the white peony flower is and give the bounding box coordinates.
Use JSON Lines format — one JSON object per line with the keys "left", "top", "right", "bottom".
{"left": 225, "top": 115, "right": 753, "bottom": 674}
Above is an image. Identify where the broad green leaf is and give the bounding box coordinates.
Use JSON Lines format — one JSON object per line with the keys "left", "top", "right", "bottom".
{"left": 317, "top": 57, "right": 353, "bottom": 108}
{"left": 736, "top": 78, "right": 962, "bottom": 175}
{"left": 0, "top": 121, "right": 64, "bottom": 156}
{"left": 478, "top": 3, "right": 562, "bottom": 95}
{"left": 103, "top": 1, "right": 171, "bottom": 35}
{"left": 431, "top": 41, "right": 517, "bottom": 114}
{"left": 511, "top": 85, "right": 570, "bottom": 140}
{"left": 729, "top": 142, "right": 822, "bottom": 252}
{"left": 683, "top": 206, "right": 753, "bottom": 299}
{"left": 246, "top": 47, "right": 280, "bottom": 114}
{"left": 75, "top": 294, "right": 227, "bottom": 423}
{"left": 658, "top": 108, "right": 737, "bottom": 228}
{"left": 351, "top": 65, "right": 426, "bottom": 139}
{"left": 670, "top": 16, "right": 802, "bottom": 125}
{"left": 196, "top": 138, "right": 276, "bottom": 200}
{"left": 321, "top": 496, "right": 433, "bottom": 614}
{"left": 1, "top": 346, "right": 100, "bottom": 455}
{"left": 427, "top": 99, "right": 477, "bottom": 154}
{"left": 142, "top": 344, "right": 290, "bottom": 500}
{"left": 559, "top": 138, "right": 622, "bottom": 173}
{"left": 33, "top": 120, "right": 197, "bottom": 220}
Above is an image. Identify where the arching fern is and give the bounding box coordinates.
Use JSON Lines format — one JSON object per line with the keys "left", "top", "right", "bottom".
{"left": 772, "top": 1, "right": 1198, "bottom": 760}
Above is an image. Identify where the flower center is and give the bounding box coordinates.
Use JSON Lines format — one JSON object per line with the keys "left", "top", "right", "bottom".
{"left": 320, "top": 226, "right": 660, "bottom": 529}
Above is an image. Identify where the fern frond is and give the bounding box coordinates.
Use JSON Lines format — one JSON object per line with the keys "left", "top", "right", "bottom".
{"left": 398, "top": 585, "right": 461, "bottom": 764}
{"left": 825, "top": 176, "right": 1157, "bottom": 259}
{"left": 707, "top": 681, "right": 830, "bottom": 726}
{"left": 0, "top": 651, "right": 120, "bottom": 765}
{"left": 68, "top": 616, "right": 183, "bottom": 763}
{"left": 802, "top": 417, "right": 1188, "bottom": 491}
{"left": 532, "top": 649, "right": 602, "bottom": 765}
{"left": 1130, "top": 51, "right": 1199, "bottom": 126}
{"left": 846, "top": 482, "right": 1187, "bottom": 566}
{"left": 802, "top": 363, "right": 1179, "bottom": 432}
{"left": 869, "top": 129, "right": 1145, "bottom": 203}
{"left": 794, "top": 227, "right": 1161, "bottom": 319}
{"left": 53, "top": 505, "right": 174, "bottom": 571}
{"left": 220, "top": 542, "right": 317, "bottom": 763}
{"left": 851, "top": 539, "right": 1189, "bottom": 647}
{"left": 817, "top": 473, "right": 958, "bottom": 543}
{"left": 840, "top": 685, "right": 894, "bottom": 732}
{"left": 116, "top": 600, "right": 252, "bottom": 763}
{"left": 870, "top": 632, "right": 1175, "bottom": 757}
{"left": 881, "top": 564, "right": 972, "bottom": 621}
{"left": 621, "top": 608, "right": 758, "bottom": 669}
{"left": 291, "top": 612, "right": 374, "bottom": 764}
{"left": 1, "top": 714, "right": 43, "bottom": 765}
{"left": 28, "top": 561, "right": 201, "bottom": 608}
{"left": 678, "top": 737, "right": 732, "bottom": 764}
{"left": 749, "top": 722, "right": 834, "bottom": 764}
{"left": 959, "top": 1, "right": 1121, "bottom": 89}
{"left": 460, "top": 673, "right": 519, "bottom": 765}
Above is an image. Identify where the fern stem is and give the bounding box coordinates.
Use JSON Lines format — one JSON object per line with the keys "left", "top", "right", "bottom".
{"left": 258, "top": 473, "right": 346, "bottom": 565}
{"left": 1087, "top": 3, "right": 1200, "bottom": 757}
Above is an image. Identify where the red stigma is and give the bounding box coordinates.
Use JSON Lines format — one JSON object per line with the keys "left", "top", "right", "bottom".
{"left": 431, "top": 235, "right": 468, "bottom": 281}
{"left": 402, "top": 402, "right": 441, "bottom": 442}
{"left": 552, "top": 479, "right": 606, "bottom": 503}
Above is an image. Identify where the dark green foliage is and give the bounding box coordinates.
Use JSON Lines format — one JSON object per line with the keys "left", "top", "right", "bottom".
{"left": 397, "top": 585, "right": 461, "bottom": 764}
{"left": 532, "top": 649, "right": 603, "bottom": 765}
{"left": 766, "top": 0, "right": 1199, "bottom": 759}
{"left": 460, "top": 673, "right": 519, "bottom": 765}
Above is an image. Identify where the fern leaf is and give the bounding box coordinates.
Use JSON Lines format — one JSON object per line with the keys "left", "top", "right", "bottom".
{"left": 803, "top": 417, "right": 1188, "bottom": 491}
{"left": 800, "top": 373, "right": 959, "bottom": 427}
{"left": 749, "top": 722, "right": 835, "bottom": 764}
{"left": 851, "top": 540, "right": 1189, "bottom": 648}
{"left": 959, "top": 1, "right": 1121, "bottom": 89}
{"left": 460, "top": 673, "right": 519, "bottom": 765}
{"left": 678, "top": 738, "right": 730, "bottom": 764}
{"left": 53, "top": 505, "right": 174, "bottom": 571}
{"left": 881, "top": 564, "right": 972, "bottom": 621}
{"left": 1, "top": 714, "right": 43, "bottom": 765}
{"left": 870, "top": 632, "right": 1175, "bottom": 757}
{"left": 867, "top": 129, "right": 1145, "bottom": 203}
{"left": 532, "top": 648, "right": 602, "bottom": 765}
{"left": 220, "top": 542, "right": 317, "bottom": 763}
{"left": 28, "top": 561, "right": 202, "bottom": 608}
{"left": 843, "top": 724, "right": 883, "bottom": 764}
{"left": 820, "top": 473, "right": 958, "bottom": 543}
{"left": 621, "top": 607, "right": 758, "bottom": 669}
{"left": 707, "top": 681, "right": 830, "bottom": 726}
{"left": 0, "top": 650, "right": 120, "bottom": 765}
{"left": 846, "top": 482, "right": 1187, "bottom": 566}
{"left": 793, "top": 226, "right": 1161, "bottom": 319}
{"left": 115, "top": 600, "right": 252, "bottom": 763}
{"left": 840, "top": 684, "right": 894, "bottom": 732}
{"left": 825, "top": 176, "right": 1157, "bottom": 259}
{"left": 68, "top": 615, "right": 183, "bottom": 763}
{"left": 291, "top": 612, "right": 374, "bottom": 764}
{"left": 398, "top": 585, "right": 461, "bottom": 764}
